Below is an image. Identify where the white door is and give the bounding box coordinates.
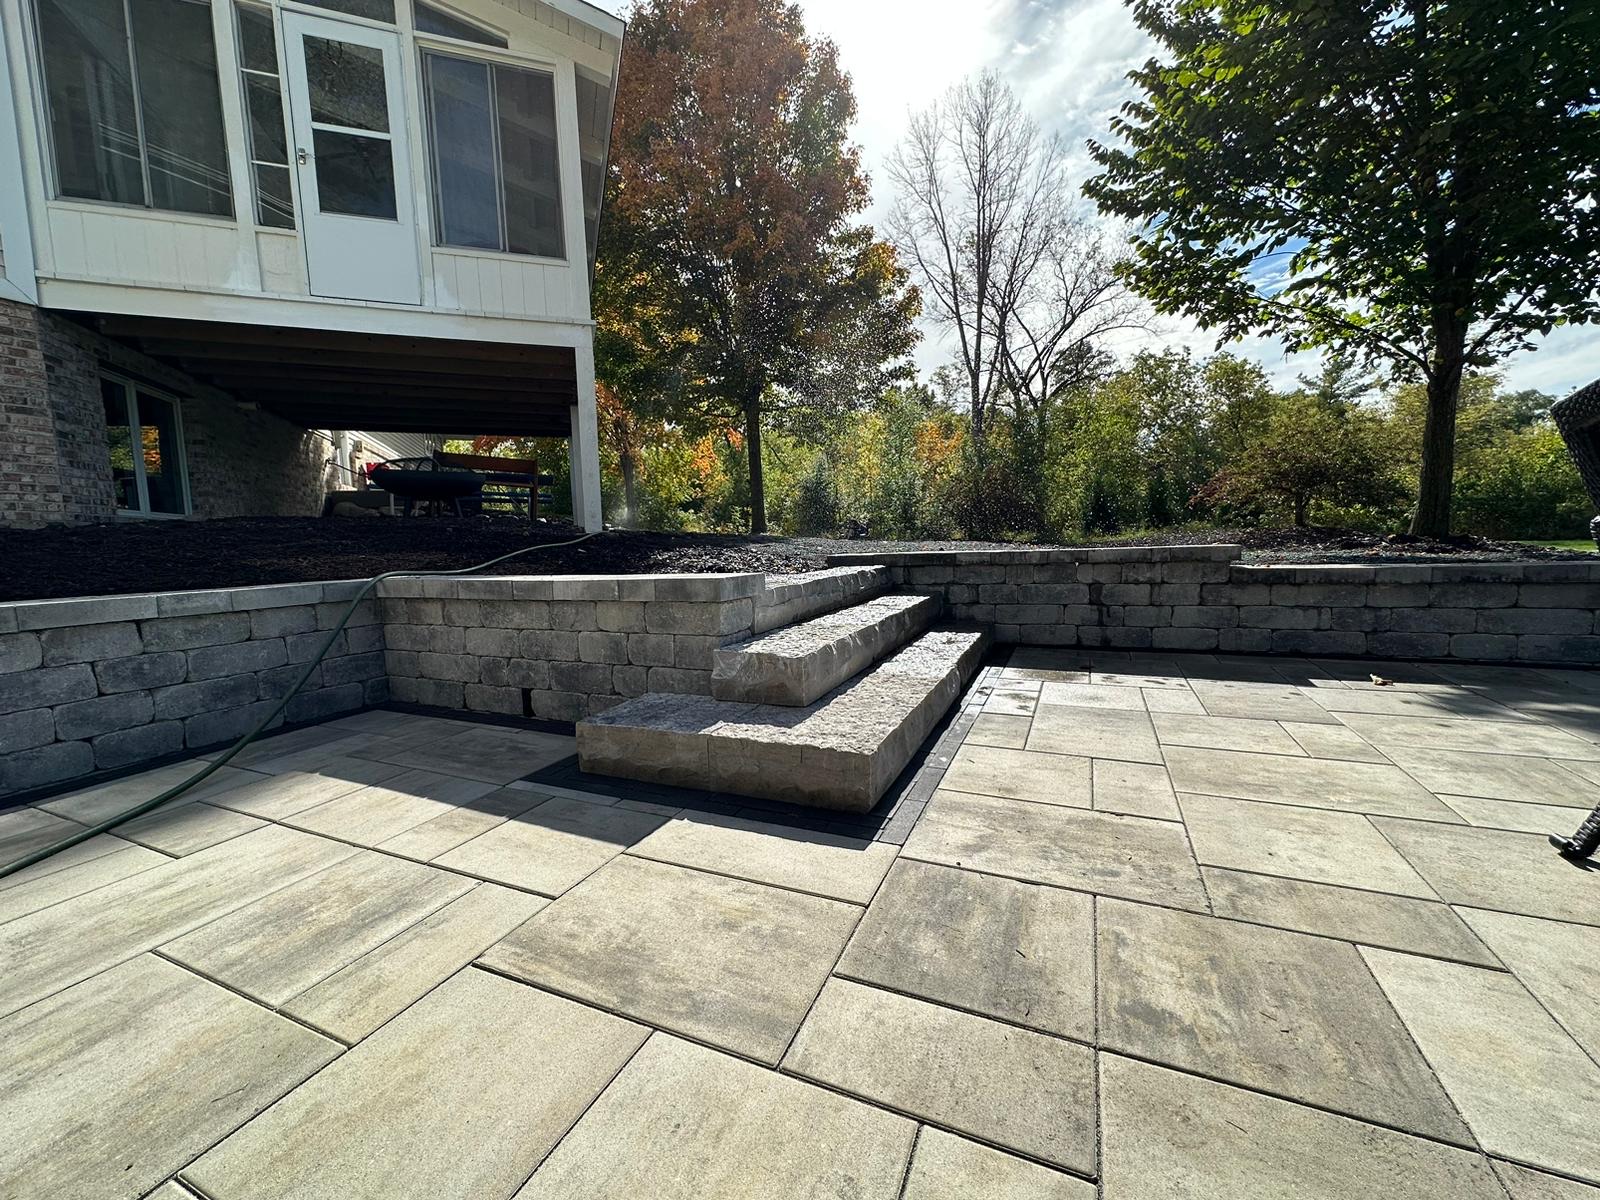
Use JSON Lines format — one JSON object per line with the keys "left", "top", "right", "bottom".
{"left": 281, "top": 12, "right": 421, "bottom": 304}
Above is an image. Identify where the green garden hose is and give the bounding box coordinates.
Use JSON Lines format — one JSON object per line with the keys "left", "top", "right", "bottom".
{"left": 0, "top": 530, "right": 603, "bottom": 882}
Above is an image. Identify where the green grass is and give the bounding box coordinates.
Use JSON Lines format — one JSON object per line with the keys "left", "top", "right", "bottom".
{"left": 1515, "top": 538, "right": 1598, "bottom": 552}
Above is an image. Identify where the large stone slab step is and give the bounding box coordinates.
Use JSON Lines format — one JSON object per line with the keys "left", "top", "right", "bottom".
{"left": 713, "top": 593, "right": 940, "bottom": 707}
{"left": 577, "top": 628, "right": 987, "bottom": 813}
{"left": 753, "top": 565, "right": 889, "bottom": 634}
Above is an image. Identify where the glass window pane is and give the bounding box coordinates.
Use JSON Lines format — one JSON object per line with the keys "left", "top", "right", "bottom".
{"left": 255, "top": 163, "right": 294, "bottom": 227}
{"left": 575, "top": 69, "right": 612, "bottom": 269}
{"left": 304, "top": 36, "right": 389, "bottom": 132}
{"left": 136, "top": 392, "right": 186, "bottom": 514}
{"left": 131, "top": 0, "right": 233, "bottom": 217}
{"left": 301, "top": 0, "right": 395, "bottom": 22}
{"left": 495, "top": 66, "right": 563, "bottom": 259}
{"left": 102, "top": 379, "right": 139, "bottom": 512}
{"left": 425, "top": 54, "right": 499, "bottom": 249}
{"left": 37, "top": 0, "right": 146, "bottom": 206}
{"left": 414, "top": 2, "right": 506, "bottom": 47}
{"left": 313, "top": 129, "right": 397, "bottom": 219}
{"left": 236, "top": 4, "right": 278, "bottom": 72}
{"left": 245, "top": 75, "right": 289, "bottom": 164}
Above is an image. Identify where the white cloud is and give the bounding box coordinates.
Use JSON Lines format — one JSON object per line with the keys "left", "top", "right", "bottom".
{"left": 595, "top": 0, "right": 1600, "bottom": 398}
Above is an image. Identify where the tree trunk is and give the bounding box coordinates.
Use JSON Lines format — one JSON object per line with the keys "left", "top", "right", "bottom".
{"left": 1410, "top": 319, "right": 1468, "bottom": 538}
{"left": 619, "top": 448, "right": 638, "bottom": 530}
{"left": 745, "top": 391, "right": 766, "bottom": 535}
{"left": 1293, "top": 495, "right": 1308, "bottom": 528}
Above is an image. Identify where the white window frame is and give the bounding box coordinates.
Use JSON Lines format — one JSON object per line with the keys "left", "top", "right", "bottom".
{"left": 102, "top": 373, "right": 193, "bottom": 519}
{"left": 417, "top": 43, "right": 567, "bottom": 263}
{"left": 233, "top": 0, "right": 300, "bottom": 230}
{"left": 28, "top": 0, "right": 238, "bottom": 220}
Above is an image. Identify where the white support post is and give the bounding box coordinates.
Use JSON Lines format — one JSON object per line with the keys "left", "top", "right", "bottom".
{"left": 570, "top": 335, "right": 603, "bottom": 532}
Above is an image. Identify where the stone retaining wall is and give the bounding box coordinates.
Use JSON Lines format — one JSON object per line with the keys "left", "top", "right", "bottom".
{"left": 379, "top": 566, "right": 886, "bottom": 722}
{"left": 6, "top": 550, "right": 1593, "bottom": 798}
{"left": 826, "top": 546, "right": 1600, "bottom": 665}
{"left": 0, "top": 582, "right": 386, "bottom": 796}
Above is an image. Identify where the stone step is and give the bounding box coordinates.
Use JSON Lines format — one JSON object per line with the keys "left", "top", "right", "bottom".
{"left": 753, "top": 565, "right": 890, "bottom": 634}
{"left": 577, "top": 628, "right": 987, "bottom": 813}
{"left": 712, "top": 593, "right": 940, "bottom": 707}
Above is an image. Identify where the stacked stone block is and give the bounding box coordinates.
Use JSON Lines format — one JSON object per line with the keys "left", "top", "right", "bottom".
{"left": 0, "top": 581, "right": 386, "bottom": 795}
{"left": 378, "top": 573, "right": 769, "bottom": 722}
{"left": 827, "top": 548, "right": 1600, "bottom": 664}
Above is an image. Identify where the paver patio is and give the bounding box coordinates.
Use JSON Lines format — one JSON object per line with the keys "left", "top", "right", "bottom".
{"left": 1, "top": 647, "right": 1598, "bottom": 1198}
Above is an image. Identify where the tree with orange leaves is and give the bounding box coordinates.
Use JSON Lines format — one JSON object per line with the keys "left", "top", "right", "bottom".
{"left": 604, "top": 0, "right": 918, "bottom": 534}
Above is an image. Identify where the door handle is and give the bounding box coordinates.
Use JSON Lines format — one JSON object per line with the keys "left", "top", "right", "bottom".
{"left": 296, "top": 147, "right": 309, "bottom": 165}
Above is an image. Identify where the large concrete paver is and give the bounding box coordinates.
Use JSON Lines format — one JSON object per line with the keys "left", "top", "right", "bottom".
{"left": 627, "top": 812, "right": 897, "bottom": 903}
{"left": 1099, "top": 1053, "right": 1505, "bottom": 1200}
{"left": 905, "top": 789, "right": 1210, "bottom": 911}
{"left": 1372, "top": 818, "right": 1600, "bottom": 925}
{"left": 0, "top": 824, "right": 357, "bottom": 1017}
{"left": 1026, "top": 704, "right": 1162, "bottom": 763}
{"left": 356, "top": 724, "right": 575, "bottom": 784}
{"left": 1036, "top": 681, "right": 1145, "bottom": 710}
{"left": 1097, "top": 898, "right": 1470, "bottom": 1143}
{"left": 1091, "top": 758, "right": 1180, "bottom": 820}
{"left": 1455, "top": 908, "right": 1600, "bottom": 1059}
{"left": 37, "top": 762, "right": 262, "bottom": 825}
{"left": 938, "top": 744, "right": 1092, "bottom": 808}
{"left": 285, "top": 769, "right": 501, "bottom": 846}
{"left": 1364, "top": 948, "right": 1600, "bottom": 1184}
{"left": 207, "top": 757, "right": 411, "bottom": 820}
{"left": 282, "top": 883, "right": 546, "bottom": 1042}
{"left": 1165, "top": 745, "right": 1456, "bottom": 819}
{"left": 1338, "top": 712, "right": 1600, "bottom": 759}
{"left": 1382, "top": 745, "right": 1597, "bottom": 806}
{"left": 374, "top": 787, "right": 546, "bottom": 861}
{"left": 515, "top": 1033, "right": 915, "bottom": 1200}
{"left": 1280, "top": 719, "right": 1390, "bottom": 762}
{"left": 1181, "top": 793, "right": 1437, "bottom": 897}
{"left": 0, "top": 837, "right": 167, "bottom": 926}
{"left": 0, "top": 805, "right": 88, "bottom": 863}
{"left": 434, "top": 796, "right": 668, "bottom": 896}
{"left": 966, "top": 713, "right": 1031, "bottom": 748}
{"left": 1307, "top": 687, "right": 1535, "bottom": 720}
{"left": 480, "top": 855, "right": 858, "bottom": 1064}
{"left": 1496, "top": 1162, "right": 1600, "bottom": 1199}
{"left": 835, "top": 859, "right": 1094, "bottom": 1040}
{"left": 1202, "top": 866, "right": 1497, "bottom": 966}
{"left": 1151, "top": 712, "right": 1305, "bottom": 755}
{"left": 161, "top": 851, "right": 473, "bottom": 1006}
{"left": 1441, "top": 794, "right": 1597, "bottom": 836}
{"left": 0, "top": 954, "right": 338, "bottom": 1200}
{"left": 901, "top": 1128, "right": 1094, "bottom": 1200}
{"left": 785, "top": 978, "right": 1097, "bottom": 1174}
{"left": 186, "top": 967, "right": 647, "bottom": 1200}
{"left": 1192, "top": 683, "right": 1340, "bottom": 724}
{"left": 117, "top": 800, "right": 266, "bottom": 856}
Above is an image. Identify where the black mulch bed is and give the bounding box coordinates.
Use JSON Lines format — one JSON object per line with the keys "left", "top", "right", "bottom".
{"left": 2, "top": 517, "right": 1590, "bottom": 602}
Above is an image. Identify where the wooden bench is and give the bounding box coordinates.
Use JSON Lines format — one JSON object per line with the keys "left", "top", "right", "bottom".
{"left": 433, "top": 451, "right": 547, "bottom": 520}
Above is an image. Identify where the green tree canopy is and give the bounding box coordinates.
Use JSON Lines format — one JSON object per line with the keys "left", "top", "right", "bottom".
{"left": 1085, "top": 0, "right": 1600, "bottom": 536}
{"left": 602, "top": 0, "right": 919, "bottom": 533}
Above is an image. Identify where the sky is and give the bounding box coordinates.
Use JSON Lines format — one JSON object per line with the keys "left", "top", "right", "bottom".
{"left": 592, "top": 0, "right": 1599, "bottom": 399}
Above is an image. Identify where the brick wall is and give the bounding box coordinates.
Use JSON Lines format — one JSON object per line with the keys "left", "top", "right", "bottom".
{"left": 827, "top": 547, "right": 1600, "bottom": 664}
{"left": 0, "top": 582, "right": 386, "bottom": 796}
{"left": 0, "top": 302, "right": 336, "bottom": 527}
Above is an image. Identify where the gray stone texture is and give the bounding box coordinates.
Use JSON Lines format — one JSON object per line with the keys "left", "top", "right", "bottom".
{"left": 1098, "top": 898, "right": 1471, "bottom": 1142}
{"left": 187, "top": 968, "right": 649, "bottom": 1200}
{"left": 0, "top": 954, "right": 339, "bottom": 1200}
{"left": 1099, "top": 1054, "right": 1505, "bottom": 1200}
{"left": 785, "top": 978, "right": 1097, "bottom": 1173}
{"left": 516, "top": 1033, "right": 915, "bottom": 1200}
{"left": 482, "top": 855, "right": 859, "bottom": 1063}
